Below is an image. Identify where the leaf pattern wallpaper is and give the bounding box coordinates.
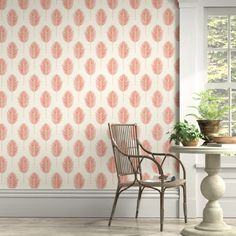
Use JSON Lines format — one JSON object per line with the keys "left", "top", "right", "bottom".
{"left": 0, "top": 0, "right": 179, "bottom": 189}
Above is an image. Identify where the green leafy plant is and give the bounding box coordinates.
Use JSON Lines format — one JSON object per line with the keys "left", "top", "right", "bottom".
{"left": 187, "top": 90, "right": 230, "bottom": 120}
{"left": 169, "top": 120, "right": 204, "bottom": 145}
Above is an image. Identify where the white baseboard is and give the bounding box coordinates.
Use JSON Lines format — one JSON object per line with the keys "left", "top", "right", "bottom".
{"left": 0, "top": 189, "right": 179, "bottom": 217}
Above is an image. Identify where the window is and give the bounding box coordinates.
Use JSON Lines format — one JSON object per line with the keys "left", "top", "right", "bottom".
{"left": 206, "top": 8, "right": 236, "bottom": 135}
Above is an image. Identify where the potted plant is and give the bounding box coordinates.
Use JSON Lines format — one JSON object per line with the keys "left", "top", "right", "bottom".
{"left": 169, "top": 120, "right": 204, "bottom": 146}
{"left": 187, "top": 89, "right": 230, "bottom": 142}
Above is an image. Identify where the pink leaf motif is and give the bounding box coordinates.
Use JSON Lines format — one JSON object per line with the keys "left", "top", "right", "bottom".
{"left": 175, "top": 91, "right": 180, "bottom": 107}
{"left": 7, "top": 42, "right": 18, "bottom": 59}
{"left": 40, "top": 0, "right": 51, "bottom": 10}
{"left": 0, "top": 58, "right": 6, "bottom": 75}
{"left": 52, "top": 173, "right": 62, "bottom": 189}
{"left": 85, "top": 124, "right": 96, "bottom": 141}
{"left": 18, "top": 0, "right": 28, "bottom": 9}
{"left": 85, "top": 25, "right": 95, "bottom": 42}
{"left": 0, "top": 26, "right": 6, "bottom": 43}
{"left": 129, "top": 91, "right": 140, "bottom": 108}
{"left": 63, "top": 0, "right": 73, "bottom": 9}
{"left": 52, "top": 9, "right": 62, "bottom": 26}
{"left": 7, "top": 75, "right": 18, "bottom": 92}
{"left": 107, "top": 25, "right": 118, "bottom": 42}
{"left": 74, "top": 140, "right": 84, "bottom": 158}
{"left": 40, "top": 124, "right": 51, "bottom": 141}
{"left": 107, "top": 58, "right": 118, "bottom": 75}
{"left": 63, "top": 156, "right": 73, "bottom": 174}
{"left": 85, "top": 0, "right": 95, "bottom": 9}
{"left": 152, "top": 0, "right": 163, "bottom": 9}
{"left": 18, "top": 26, "right": 28, "bottom": 43}
{"left": 63, "top": 91, "right": 73, "bottom": 108}
{"left": 29, "top": 75, "right": 40, "bottom": 92}
{"left": 96, "top": 9, "right": 107, "bottom": 26}
{"left": 96, "top": 140, "right": 107, "bottom": 157}
{"left": 96, "top": 42, "right": 107, "bottom": 59}
{"left": 107, "top": 157, "right": 116, "bottom": 173}
{"left": 7, "top": 107, "right": 18, "bottom": 124}
{"left": 7, "top": 173, "right": 18, "bottom": 188}
{"left": 40, "top": 58, "right": 51, "bottom": 75}
{"left": 63, "top": 25, "right": 73, "bottom": 42}
{"left": 163, "top": 107, "right": 174, "bottom": 124}
{"left": 96, "top": 173, "right": 107, "bottom": 189}
{"left": 17, "top": 158, "right": 29, "bottom": 175}
{"left": 163, "top": 8, "right": 174, "bottom": 26}
{"left": 51, "top": 42, "right": 62, "bottom": 59}
{"left": 163, "top": 74, "right": 173, "bottom": 91}
{"left": 152, "top": 90, "right": 163, "bottom": 108}
{"left": 74, "top": 173, "right": 85, "bottom": 188}
{"left": 29, "top": 9, "right": 40, "bottom": 26}
{"left": 63, "top": 58, "right": 73, "bottom": 75}
{"left": 74, "top": 42, "right": 84, "bottom": 59}
{"left": 40, "top": 26, "right": 51, "bottom": 43}
{"left": 7, "top": 140, "right": 18, "bottom": 157}
{"left": 40, "top": 91, "right": 51, "bottom": 108}
{"left": 85, "top": 58, "right": 96, "bottom": 75}
{"left": 152, "top": 25, "right": 163, "bottom": 42}
{"left": 29, "top": 42, "right": 40, "bottom": 59}
{"left": 175, "top": 58, "right": 180, "bottom": 74}
{"left": 129, "top": 25, "right": 140, "bottom": 42}
{"left": 74, "top": 74, "right": 84, "bottom": 91}
{"left": 51, "top": 75, "right": 62, "bottom": 92}
{"left": 164, "top": 41, "right": 174, "bottom": 58}
{"left": 51, "top": 107, "right": 62, "bottom": 125}
{"left": 29, "top": 107, "right": 40, "bottom": 124}
{"left": 0, "top": 156, "right": 7, "bottom": 173}
{"left": 141, "top": 9, "right": 152, "bottom": 26}
{"left": 118, "top": 74, "right": 129, "bottom": 92}
{"left": 130, "top": 58, "right": 140, "bottom": 75}
{"left": 29, "top": 172, "right": 40, "bottom": 188}
{"left": 118, "top": 42, "right": 129, "bottom": 59}
{"left": 152, "top": 123, "right": 163, "bottom": 141}
{"left": 74, "top": 9, "right": 84, "bottom": 26}
{"left": 119, "top": 9, "right": 129, "bottom": 26}
{"left": 107, "top": 91, "right": 118, "bottom": 108}
{"left": 152, "top": 58, "right": 163, "bottom": 75}
{"left": 18, "top": 123, "right": 29, "bottom": 140}
{"left": 0, "top": 124, "right": 7, "bottom": 140}
{"left": 118, "top": 107, "right": 129, "bottom": 124}
{"left": 85, "top": 156, "right": 96, "bottom": 173}
{"left": 141, "top": 74, "right": 152, "bottom": 91}
{"left": 40, "top": 156, "right": 51, "bottom": 173}
{"left": 0, "top": 0, "right": 6, "bottom": 10}
{"left": 29, "top": 140, "right": 40, "bottom": 157}
{"left": 0, "top": 90, "right": 6, "bottom": 108}
{"left": 63, "top": 124, "right": 74, "bottom": 141}
{"left": 74, "top": 107, "right": 84, "bottom": 125}
{"left": 18, "top": 58, "right": 29, "bottom": 75}
{"left": 7, "top": 9, "right": 18, "bottom": 26}
{"left": 96, "top": 75, "right": 106, "bottom": 91}
{"left": 18, "top": 91, "right": 29, "bottom": 108}
{"left": 141, "top": 41, "right": 151, "bottom": 58}
{"left": 175, "top": 26, "right": 180, "bottom": 41}
{"left": 51, "top": 140, "right": 62, "bottom": 157}
{"left": 85, "top": 91, "right": 96, "bottom": 108}
{"left": 140, "top": 140, "right": 151, "bottom": 155}
{"left": 107, "top": 0, "right": 117, "bottom": 9}
{"left": 141, "top": 107, "right": 152, "bottom": 124}
{"left": 129, "top": 0, "right": 140, "bottom": 9}
{"left": 96, "top": 107, "right": 107, "bottom": 124}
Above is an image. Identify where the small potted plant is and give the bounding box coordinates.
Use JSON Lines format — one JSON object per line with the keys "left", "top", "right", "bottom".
{"left": 169, "top": 120, "right": 204, "bottom": 146}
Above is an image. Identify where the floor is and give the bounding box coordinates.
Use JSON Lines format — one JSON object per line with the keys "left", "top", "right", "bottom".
{"left": 0, "top": 218, "right": 235, "bottom": 236}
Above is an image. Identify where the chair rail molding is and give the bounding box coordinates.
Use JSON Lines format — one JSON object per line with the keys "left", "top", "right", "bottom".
{"left": 178, "top": 0, "right": 236, "bottom": 218}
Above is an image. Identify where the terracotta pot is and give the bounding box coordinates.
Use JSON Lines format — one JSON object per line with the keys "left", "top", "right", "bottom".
{"left": 182, "top": 139, "right": 199, "bottom": 146}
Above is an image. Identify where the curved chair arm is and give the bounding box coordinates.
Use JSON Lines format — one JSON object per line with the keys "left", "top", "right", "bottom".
{"left": 138, "top": 141, "right": 186, "bottom": 179}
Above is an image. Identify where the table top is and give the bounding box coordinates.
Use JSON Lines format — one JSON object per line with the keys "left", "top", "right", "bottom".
{"left": 171, "top": 144, "right": 236, "bottom": 154}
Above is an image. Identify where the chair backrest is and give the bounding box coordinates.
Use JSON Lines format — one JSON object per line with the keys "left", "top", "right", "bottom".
{"left": 108, "top": 123, "right": 141, "bottom": 176}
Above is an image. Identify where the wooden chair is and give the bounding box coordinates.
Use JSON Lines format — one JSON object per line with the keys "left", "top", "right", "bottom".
{"left": 108, "top": 123, "right": 187, "bottom": 231}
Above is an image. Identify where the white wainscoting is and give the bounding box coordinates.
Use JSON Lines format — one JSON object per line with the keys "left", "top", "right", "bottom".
{"left": 0, "top": 189, "right": 179, "bottom": 217}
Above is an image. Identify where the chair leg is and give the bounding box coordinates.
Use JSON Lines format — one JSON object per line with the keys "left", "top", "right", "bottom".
{"left": 182, "top": 184, "right": 187, "bottom": 223}
{"left": 108, "top": 187, "right": 120, "bottom": 226}
{"left": 135, "top": 186, "right": 143, "bottom": 218}
{"left": 160, "top": 190, "right": 164, "bottom": 232}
